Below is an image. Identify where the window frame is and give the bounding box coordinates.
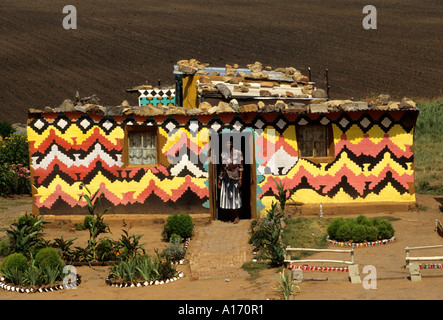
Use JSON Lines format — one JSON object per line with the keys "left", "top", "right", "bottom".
{"left": 122, "top": 125, "right": 159, "bottom": 168}
{"left": 296, "top": 123, "right": 335, "bottom": 164}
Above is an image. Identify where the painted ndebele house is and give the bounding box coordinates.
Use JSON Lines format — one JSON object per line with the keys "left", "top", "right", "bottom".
{"left": 27, "top": 60, "right": 419, "bottom": 219}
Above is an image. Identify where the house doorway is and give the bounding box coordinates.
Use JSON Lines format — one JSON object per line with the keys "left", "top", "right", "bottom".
{"left": 209, "top": 131, "right": 256, "bottom": 221}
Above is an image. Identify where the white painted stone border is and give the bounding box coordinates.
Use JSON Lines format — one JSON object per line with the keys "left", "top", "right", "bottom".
{"left": 326, "top": 235, "right": 396, "bottom": 247}
{"left": 0, "top": 274, "right": 81, "bottom": 294}
{"left": 106, "top": 270, "right": 184, "bottom": 288}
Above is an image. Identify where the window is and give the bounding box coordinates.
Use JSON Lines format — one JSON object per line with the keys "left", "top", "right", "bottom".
{"left": 297, "top": 124, "right": 334, "bottom": 163}
{"left": 129, "top": 131, "right": 156, "bottom": 165}
{"left": 123, "top": 126, "right": 158, "bottom": 166}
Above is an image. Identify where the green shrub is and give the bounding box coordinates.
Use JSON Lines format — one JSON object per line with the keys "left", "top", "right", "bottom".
{"left": 248, "top": 202, "right": 285, "bottom": 267}
{"left": 96, "top": 238, "right": 117, "bottom": 261}
{"left": 327, "top": 215, "right": 395, "bottom": 242}
{"left": 248, "top": 202, "right": 284, "bottom": 250}
{"left": 0, "top": 164, "right": 15, "bottom": 196}
{"left": 0, "top": 253, "right": 29, "bottom": 285}
{"left": 344, "top": 218, "right": 357, "bottom": 229}
{"left": 0, "top": 133, "right": 30, "bottom": 167}
{"left": 351, "top": 224, "right": 367, "bottom": 243}
{"left": 34, "top": 247, "right": 65, "bottom": 271}
{"left": 163, "top": 238, "right": 186, "bottom": 262}
{"left": 369, "top": 217, "right": 382, "bottom": 226}
{"left": 365, "top": 226, "right": 378, "bottom": 242}
{"left": 0, "top": 253, "right": 28, "bottom": 274}
{"left": 170, "top": 233, "right": 183, "bottom": 243}
{"left": 163, "top": 213, "right": 194, "bottom": 241}
{"left": 0, "top": 121, "right": 15, "bottom": 139}
{"left": 326, "top": 217, "right": 344, "bottom": 240}
{"left": 0, "top": 239, "right": 10, "bottom": 256}
{"left": 158, "top": 256, "right": 177, "bottom": 280}
{"left": 6, "top": 213, "right": 45, "bottom": 256}
{"left": 35, "top": 248, "right": 65, "bottom": 284}
{"left": 336, "top": 223, "right": 353, "bottom": 242}
{"left": 356, "top": 215, "right": 371, "bottom": 226}
{"left": 0, "top": 163, "right": 31, "bottom": 196}
{"left": 0, "top": 130, "right": 31, "bottom": 196}
{"left": 377, "top": 220, "right": 395, "bottom": 239}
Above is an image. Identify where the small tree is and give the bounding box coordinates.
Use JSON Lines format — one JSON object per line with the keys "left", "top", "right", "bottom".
{"left": 4, "top": 212, "right": 45, "bottom": 257}
{"left": 271, "top": 177, "right": 295, "bottom": 213}
{"left": 249, "top": 202, "right": 285, "bottom": 267}
{"left": 78, "top": 182, "right": 111, "bottom": 261}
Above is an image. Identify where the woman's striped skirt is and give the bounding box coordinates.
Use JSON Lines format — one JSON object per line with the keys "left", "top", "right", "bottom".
{"left": 220, "top": 178, "right": 242, "bottom": 210}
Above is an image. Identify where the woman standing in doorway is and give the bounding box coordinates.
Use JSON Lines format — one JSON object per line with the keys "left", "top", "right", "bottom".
{"left": 218, "top": 139, "right": 243, "bottom": 224}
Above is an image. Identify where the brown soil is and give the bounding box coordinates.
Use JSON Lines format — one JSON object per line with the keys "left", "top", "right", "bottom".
{"left": 0, "top": 193, "right": 442, "bottom": 300}
{"left": 1, "top": 0, "right": 442, "bottom": 124}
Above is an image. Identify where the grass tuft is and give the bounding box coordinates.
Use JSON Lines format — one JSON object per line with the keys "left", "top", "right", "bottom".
{"left": 414, "top": 98, "right": 443, "bottom": 195}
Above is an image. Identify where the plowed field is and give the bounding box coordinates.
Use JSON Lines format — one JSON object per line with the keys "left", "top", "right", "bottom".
{"left": 0, "top": 0, "right": 442, "bottom": 123}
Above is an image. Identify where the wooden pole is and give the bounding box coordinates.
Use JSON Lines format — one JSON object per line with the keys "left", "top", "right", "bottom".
{"left": 284, "top": 247, "right": 355, "bottom": 265}
{"left": 325, "top": 68, "right": 330, "bottom": 99}
{"left": 406, "top": 245, "right": 443, "bottom": 251}
{"left": 405, "top": 244, "right": 443, "bottom": 266}
{"left": 406, "top": 248, "right": 410, "bottom": 266}
{"left": 406, "top": 256, "right": 443, "bottom": 262}
{"left": 286, "top": 247, "right": 354, "bottom": 253}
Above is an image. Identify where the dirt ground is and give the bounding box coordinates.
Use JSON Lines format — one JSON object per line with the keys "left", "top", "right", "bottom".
{"left": 0, "top": 193, "right": 442, "bottom": 300}
{"left": 1, "top": 0, "right": 442, "bottom": 124}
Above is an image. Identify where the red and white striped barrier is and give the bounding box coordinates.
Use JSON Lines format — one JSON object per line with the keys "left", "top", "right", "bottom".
{"left": 419, "top": 263, "right": 443, "bottom": 269}
{"left": 288, "top": 264, "right": 349, "bottom": 272}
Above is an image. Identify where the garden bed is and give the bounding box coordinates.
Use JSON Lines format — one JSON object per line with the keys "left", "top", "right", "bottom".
{"left": 105, "top": 237, "right": 190, "bottom": 289}
{"left": 326, "top": 215, "right": 396, "bottom": 246}
{"left": 0, "top": 186, "right": 195, "bottom": 294}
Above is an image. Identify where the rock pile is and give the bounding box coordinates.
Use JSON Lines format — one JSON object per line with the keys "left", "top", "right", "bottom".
{"left": 177, "top": 59, "right": 311, "bottom": 83}
{"left": 180, "top": 60, "right": 316, "bottom": 100}
{"left": 29, "top": 91, "right": 132, "bottom": 116}
{"left": 176, "top": 59, "right": 208, "bottom": 75}
{"left": 28, "top": 94, "right": 416, "bottom": 117}
{"left": 196, "top": 79, "right": 315, "bottom": 99}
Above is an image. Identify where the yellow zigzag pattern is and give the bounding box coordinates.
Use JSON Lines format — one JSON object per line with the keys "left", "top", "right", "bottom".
{"left": 36, "top": 172, "right": 208, "bottom": 205}
{"left": 260, "top": 183, "right": 415, "bottom": 213}
{"left": 28, "top": 125, "right": 125, "bottom": 149}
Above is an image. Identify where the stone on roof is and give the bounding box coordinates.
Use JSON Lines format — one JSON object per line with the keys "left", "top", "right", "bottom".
{"left": 28, "top": 94, "right": 417, "bottom": 118}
